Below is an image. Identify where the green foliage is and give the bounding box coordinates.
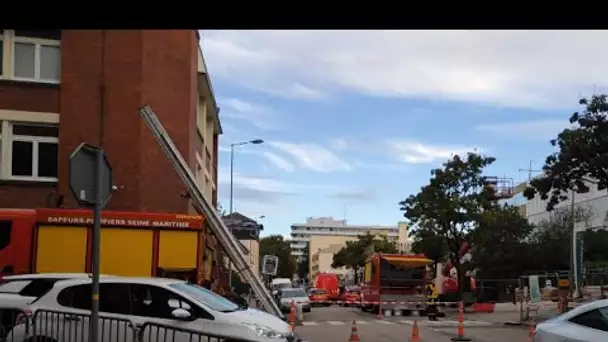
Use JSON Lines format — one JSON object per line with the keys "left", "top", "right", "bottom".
{"left": 259, "top": 235, "right": 296, "bottom": 278}
{"left": 297, "top": 245, "right": 309, "bottom": 280}
{"left": 399, "top": 152, "right": 495, "bottom": 295}
{"left": 399, "top": 153, "right": 495, "bottom": 262}
{"left": 331, "top": 232, "right": 397, "bottom": 270}
{"left": 524, "top": 94, "right": 608, "bottom": 210}
{"left": 471, "top": 205, "right": 533, "bottom": 278}
{"left": 410, "top": 229, "right": 448, "bottom": 262}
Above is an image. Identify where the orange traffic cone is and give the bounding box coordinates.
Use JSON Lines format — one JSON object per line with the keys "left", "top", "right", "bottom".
{"left": 410, "top": 320, "right": 420, "bottom": 342}
{"left": 289, "top": 301, "right": 296, "bottom": 333}
{"left": 348, "top": 320, "right": 360, "bottom": 342}
{"left": 450, "top": 301, "right": 471, "bottom": 341}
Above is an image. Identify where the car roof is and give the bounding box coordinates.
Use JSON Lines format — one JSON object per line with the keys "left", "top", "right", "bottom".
{"left": 544, "top": 299, "right": 608, "bottom": 323}
{"left": 2, "top": 273, "right": 100, "bottom": 280}
{"left": 50, "top": 276, "right": 187, "bottom": 288}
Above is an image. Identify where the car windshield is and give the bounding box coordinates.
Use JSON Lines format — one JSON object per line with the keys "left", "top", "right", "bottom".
{"left": 274, "top": 283, "right": 292, "bottom": 290}
{"left": 169, "top": 282, "right": 240, "bottom": 313}
{"left": 310, "top": 289, "right": 326, "bottom": 295}
{"left": 281, "top": 289, "right": 307, "bottom": 298}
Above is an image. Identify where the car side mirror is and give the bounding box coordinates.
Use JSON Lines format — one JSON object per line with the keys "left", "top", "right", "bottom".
{"left": 171, "top": 308, "right": 192, "bottom": 320}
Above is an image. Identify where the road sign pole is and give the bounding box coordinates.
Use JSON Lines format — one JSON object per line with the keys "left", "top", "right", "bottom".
{"left": 89, "top": 148, "right": 104, "bottom": 342}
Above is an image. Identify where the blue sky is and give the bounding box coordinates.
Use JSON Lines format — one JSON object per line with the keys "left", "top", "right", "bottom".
{"left": 199, "top": 30, "right": 607, "bottom": 238}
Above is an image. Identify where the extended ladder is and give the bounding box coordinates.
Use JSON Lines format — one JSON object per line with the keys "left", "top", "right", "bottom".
{"left": 139, "top": 105, "right": 283, "bottom": 318}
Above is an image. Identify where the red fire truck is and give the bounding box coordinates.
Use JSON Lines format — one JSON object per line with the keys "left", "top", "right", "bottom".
{"left": 360, "top": 253, "right": 433, "bottom": 314}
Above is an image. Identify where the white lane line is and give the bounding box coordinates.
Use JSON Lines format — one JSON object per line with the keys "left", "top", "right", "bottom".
{"left": 301, "top": 321, "right": 318, "bottom": 326}
{"left": 398, "top": 320, "right": 414, "bottom": 325}
{"left": 327, "top": 321, "right": 346, "bottom": 325}
{"left": 355, "top": 321, "right": 371, "bottom": 325}
{"left": 376, "top": 320, "right": 395, "bottom": 324}
{"left": 464, "top": 321, "right": 492, "bottom": 326}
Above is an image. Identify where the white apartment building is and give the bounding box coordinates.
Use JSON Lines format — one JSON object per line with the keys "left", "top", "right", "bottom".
{"left": 290, "top": 217, "right": 399, "bottom": 262}
{"left": 526, "top": 181, "right": 608, "bottom": 229}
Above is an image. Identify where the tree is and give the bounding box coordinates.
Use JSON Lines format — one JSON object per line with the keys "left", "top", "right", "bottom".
{"left": 471, "top": 205, "right": 533, "bottom": 278}
{"left": 259, "top": 235, "right": 296, "bottom": 278}
{"left": 410, "top": 228, "right": 448, "bottom": 263}
{"left": 524, "top": 94, "right": 608, "bottom": 210}
{"left": 297, "top": 245, "right": 309, "bottom": 280}
{"left": 528, "top": 205, "right": 595, "bottom": 271}
{"left": 331, "top": 232, "right": 397, "bottom": 270}
{"left": 399, "top": 152, "right": 495, "bottom": 296}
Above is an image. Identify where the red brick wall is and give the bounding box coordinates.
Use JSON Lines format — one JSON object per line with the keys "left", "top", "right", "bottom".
{"left": 0, "top": 68, "right": 60, "bottom": 209}
{"left": 137, "top": 30, "right": 198, "bottom": 213}
{"left": 0, "top": 30, "right": 201, "bottom": 213}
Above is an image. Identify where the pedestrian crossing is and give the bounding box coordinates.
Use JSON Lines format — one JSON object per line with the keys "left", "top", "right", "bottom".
{"left": 301, "top": 319, "right": 493, "bottom": 327}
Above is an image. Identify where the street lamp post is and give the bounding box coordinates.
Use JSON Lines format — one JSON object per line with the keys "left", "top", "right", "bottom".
{"left": 228, "top": 139, "right": 264, "bottom": 289}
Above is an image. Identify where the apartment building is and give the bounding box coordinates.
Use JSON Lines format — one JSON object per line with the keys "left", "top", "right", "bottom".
{"left": 290, "top": 217, "right": 399, "bottom": 276}
{"left": 310, "top": 244, "right": 348, "bottom": 280}
{"left": 223, "top": 212, "right": 263, "bottom": 280}
{"left": 526, "top": 180, "right": 608, "bottom": 229}
{"left": 0, "top": 30, "right": 227, "bottom": 285}
{"left": 0, "top": 29, "right": 220, "bottom": 212}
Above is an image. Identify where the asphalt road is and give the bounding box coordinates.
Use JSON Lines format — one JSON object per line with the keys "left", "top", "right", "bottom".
{"left": 294, "top": 305, "right": 531, "bottom": 342}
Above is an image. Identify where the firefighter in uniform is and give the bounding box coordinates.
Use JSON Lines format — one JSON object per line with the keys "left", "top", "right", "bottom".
{"left": 426, "top": 282, "right": 439, "bottom": 321}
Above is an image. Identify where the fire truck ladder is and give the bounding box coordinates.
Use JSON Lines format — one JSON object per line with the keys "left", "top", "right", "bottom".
{"left": 139, "top": 105, "right": 283, "bottom": 318}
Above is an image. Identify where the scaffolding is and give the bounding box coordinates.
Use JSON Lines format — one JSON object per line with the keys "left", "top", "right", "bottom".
{"left": 483, "top": 176, "right": 514, "bottom": 200}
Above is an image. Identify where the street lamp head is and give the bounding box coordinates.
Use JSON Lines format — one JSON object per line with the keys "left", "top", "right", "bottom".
{"left": 250, "top": 139, "right": 264, "bottom": 145}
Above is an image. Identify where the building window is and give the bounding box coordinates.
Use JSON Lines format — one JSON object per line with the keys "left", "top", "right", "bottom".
{"left": 2, "top": 122, "right": 59, "bottom": 182}
{"left": 0, "top": 30, "right": 61, "bottom": 84}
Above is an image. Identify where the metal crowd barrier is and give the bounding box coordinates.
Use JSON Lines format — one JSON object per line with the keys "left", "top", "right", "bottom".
{"left": 1, "top": 309, "right": 255, "bottom": 342}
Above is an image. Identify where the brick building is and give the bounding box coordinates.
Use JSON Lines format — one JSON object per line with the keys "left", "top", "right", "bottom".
{"left": 0, "top": 29, "right": 220, "bottom": 213}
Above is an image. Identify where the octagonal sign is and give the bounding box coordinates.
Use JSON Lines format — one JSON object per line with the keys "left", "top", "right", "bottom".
{"left": 68, "top": 142, "right": 113, "bottom": 208}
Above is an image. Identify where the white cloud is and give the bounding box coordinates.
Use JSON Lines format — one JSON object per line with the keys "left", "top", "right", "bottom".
{"left": 476, "top": 119, "right": 573, "bottom": 140}
{"left": 218, "top": 170, "right": 292, "bottom": 193}
{"left": 268, "top": 141, "right": 351, "bottom": 172}
{"left": 220, "top": 98, "right": 279, "bottom": 130}
{"left": 328, "top": 138, "right": 348, "bottom": 151}
{"left": 261, "top": 151, "right": 295, "bottom": 173}
{"left": 387, "top": 140, "right": 480, "bottom": 164}
{"left": 201, "top": 30, "right": 608, "bottom": 108}
{"left": 217, "top": 145, "right": 295, "bottom": 172}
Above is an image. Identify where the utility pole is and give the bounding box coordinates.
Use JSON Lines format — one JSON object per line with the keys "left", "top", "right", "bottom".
{"left": 90, "top": 29, "right": 107, "bottom": 342}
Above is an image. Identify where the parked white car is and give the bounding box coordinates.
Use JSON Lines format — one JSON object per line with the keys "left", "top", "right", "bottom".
{"left": 534, "top": 299, "right": 608, "bottom": 342}
{"left": 7, "top": 276, "right": 294, "bottom": 342}
{"left": 0, "top": 273, "right": 107, "bottom": 340}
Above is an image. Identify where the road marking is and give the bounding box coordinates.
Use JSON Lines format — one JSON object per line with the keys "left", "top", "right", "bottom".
{"left": 376, "top": 320, "right": 395, "bottom": 324}
{"left": 301, "top": 321, "right": 318, "bottom": 326}
{"left": 396, "top": 319, "right": 493, "bottom": 327}
{"left": 327, "top": 321, "right": 346, "bottom": 325}
{"left": 464, "top": 320, "right": 492, "bottom": 326}
{"left": 355, "top": 321, "right": 371, "bottom": 325}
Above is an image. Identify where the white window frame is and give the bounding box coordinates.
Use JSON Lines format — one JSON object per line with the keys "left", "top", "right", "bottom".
{"left": 1, "top": 30, "right": 61, "bottom": 84}
{"left": 4, "top": 121, "right": 59, "bottom": 182}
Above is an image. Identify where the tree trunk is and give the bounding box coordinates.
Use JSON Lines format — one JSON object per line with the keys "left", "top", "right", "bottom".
{"left": 453, "top": 260, "right": 465, "bottom": 301}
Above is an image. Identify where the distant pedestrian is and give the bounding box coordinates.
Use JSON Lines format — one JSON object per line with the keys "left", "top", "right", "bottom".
{"left": 426, "top": 282, "right": 438, "bottom": 321}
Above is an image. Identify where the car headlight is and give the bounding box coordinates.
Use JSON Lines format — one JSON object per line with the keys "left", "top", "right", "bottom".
{"left": 242, "top": 322, "right": 286, "bottom": 339}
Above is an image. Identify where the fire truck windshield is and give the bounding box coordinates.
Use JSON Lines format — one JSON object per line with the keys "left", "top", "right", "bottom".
{"left": 379, "top": 258, "right": 426, "bottom": 288}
